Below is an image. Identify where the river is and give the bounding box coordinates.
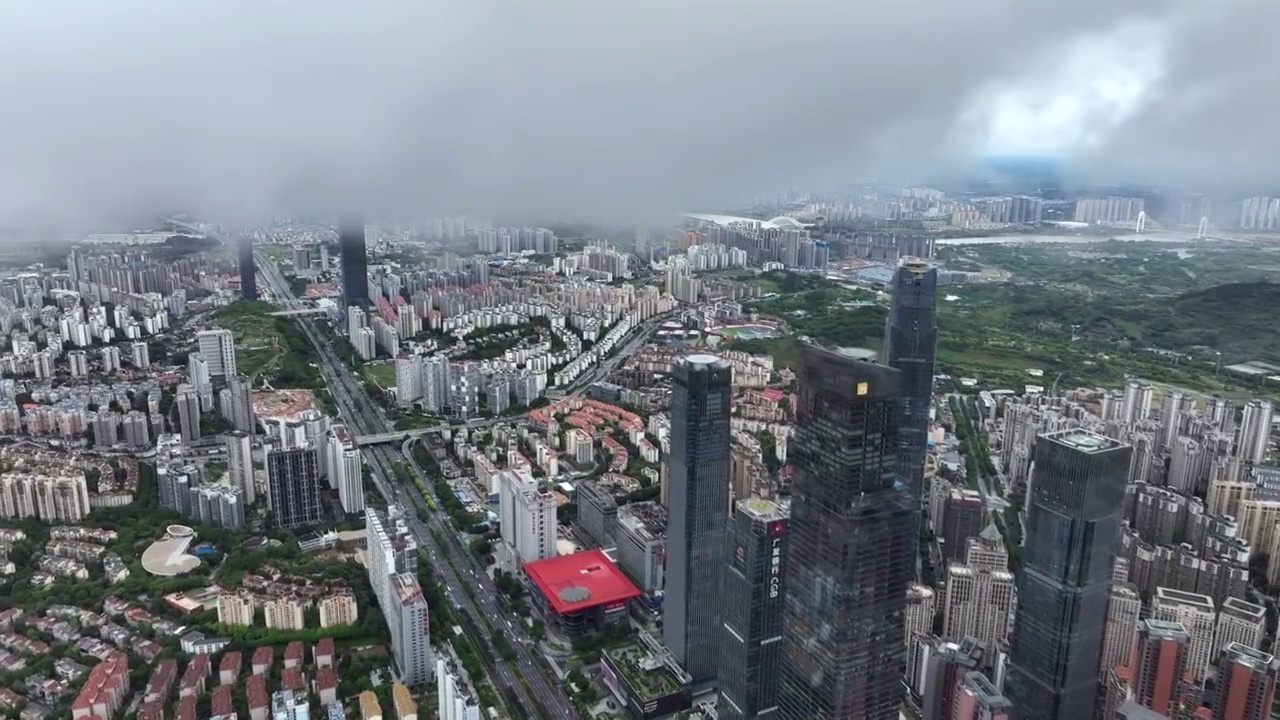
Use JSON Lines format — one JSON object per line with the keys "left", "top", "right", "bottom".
{"left": 936, "top": 232, "right": 1197, "bottom": 246}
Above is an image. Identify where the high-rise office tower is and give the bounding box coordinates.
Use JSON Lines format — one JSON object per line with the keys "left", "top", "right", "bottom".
{"left": 1131, "top": 619, "right": 1191, "bottom": 717}
{"left": 238, "top": 236, "right": 257, "bottom": 300}
{"left": 339, "top": 215, "right": 371, "bottom": 310}
{"left": 907, "top": 635, "right": 985, "bottom": 720}
{"left": 663, "top": 354, "right": 732, "bottom": 685}
{"left": 1005, "top": 430, "right": 1131, "bottom": 720}
{"left": 718, "top": 498, "right": 788, "bottom": 720}
{"left": 196, "top": 329, "right": 237, "bottom": 380}
{"left": 266, "top": 446, "right": 323, "bottom": 528}
{"left": 1213, "top": 644, "right": 1279, "bottom": 720}
{"left": 778, "top": 345, "right": 911, "bottom": 720}
{"left": 884, "top": 258, "right": 938, "bottom": 501}
{"left": 176, "top": 383, "right": 202, "bottom": 443}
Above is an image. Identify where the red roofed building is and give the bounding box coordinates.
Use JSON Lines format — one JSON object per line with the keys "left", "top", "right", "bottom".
{"left": 524, "top": 549, "right": 640, "bottom": 635}
{"left": 71, "top": 650, "right": 129, "bottom": 720}
{"left": 179, "top": 655, "right": 209, "bottom": 698}
{"left": 281, "top": 666, "right": 305, "bottom": 694}
{"left": 211, "top": 684, "right": 236, "bottom": 719}
{"left": 176, "top": 695, "right": 197, "bottom": 720}
{"left": 283, "top": 640, "right": 304, "bottom": 669}
{"left": 141, "top": 658, "right": 177, "bottom": 706}
{"left": 219, "top": 651, "right": 242, "bottom": 685}
{"left": 246, "top": 674, "right": 269, "bottom": 720}
{"left": 136, "top": 702, "right": 162, "bottom": 720}
{"left": 314, "top": 637, "right": 335, "bottom": 669}
{"left": 315, "top": 665, "right": 338, "bottom": 706}
{"left": 251, "top": 646, "right": 273, "bottom": 675}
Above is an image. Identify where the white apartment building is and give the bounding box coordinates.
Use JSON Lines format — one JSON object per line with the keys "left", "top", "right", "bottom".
{"left": 497, "top": 469, "right": 556, "bottom": 571}
{"left": 196, "top": 329, "right": 237, "bottom": 379}
{"left": 1100, "top": 583, "right": 1143, "bottom": 677}
{"left": 1152, "top": 587, "right": 1217, "bottom": 682}
{"left": 1214, "top": 597, "right": 1266, "bottom": 657}
{"left": 328, "top": 425, "right": 364, "bottom": 515}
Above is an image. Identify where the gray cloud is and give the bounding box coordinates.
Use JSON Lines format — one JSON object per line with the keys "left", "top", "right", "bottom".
{"left": 0, "top": 1, "right": 1187, "bottom": 230}
{"left": 1063, "top": 2, "right": 1280, "bottom": 193}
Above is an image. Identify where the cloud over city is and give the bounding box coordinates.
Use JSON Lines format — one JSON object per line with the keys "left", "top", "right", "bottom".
{"left": 0, "top": 0, "right": 1269, "bottom": 229}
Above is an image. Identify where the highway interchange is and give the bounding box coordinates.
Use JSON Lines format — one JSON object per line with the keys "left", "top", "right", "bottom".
{"left": 256, "top": 254, "right": 668, "bottom": 718}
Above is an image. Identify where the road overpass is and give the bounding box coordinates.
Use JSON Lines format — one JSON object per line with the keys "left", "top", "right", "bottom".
{"left": 269, "top": 307, "right": 330, "bottom": 317}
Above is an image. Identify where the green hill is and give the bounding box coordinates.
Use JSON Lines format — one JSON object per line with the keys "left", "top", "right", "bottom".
{"left": 1152, "top": 281, "right": 1280, "bottom": 362}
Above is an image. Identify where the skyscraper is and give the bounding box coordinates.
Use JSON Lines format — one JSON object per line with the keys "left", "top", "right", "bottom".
{"left": 663, "top": 354, "right": 732, "bottom": 684}
{"left": 778, "top": 345, "right": 911, "bottom": 720}
{"left": 238, "top": 236, "right": 257, "bottom": 300}
{"left": 266, "top": 446, "right": 323, "bottom": 528}
{"left": 884, "top": 258, "right": 938, "bottom": 493}
{"left": 175, "top": 383, "right": 202, "bottom": 443}
{"left": 1004, "top": 430, "right": 1131, "bottom": 720}
{"left": 718, "top": 498, "right": 788, "bottom": 720}
{"left": 339, "top": 215, "right": 370, "bottom": 310}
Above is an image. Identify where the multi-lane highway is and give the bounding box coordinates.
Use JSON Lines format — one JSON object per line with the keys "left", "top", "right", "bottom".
{"left": 256, "top": 254, "right": 573, "bottom": 718}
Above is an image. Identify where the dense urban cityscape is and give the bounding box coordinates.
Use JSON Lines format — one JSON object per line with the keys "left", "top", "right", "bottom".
{"left": 0, "top": 181, "right": 1276, "bottom": 720}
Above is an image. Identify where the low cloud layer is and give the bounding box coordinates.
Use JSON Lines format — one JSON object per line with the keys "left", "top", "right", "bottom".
{"left": 0, "top": 0, "right": 1268, "bottom": 230}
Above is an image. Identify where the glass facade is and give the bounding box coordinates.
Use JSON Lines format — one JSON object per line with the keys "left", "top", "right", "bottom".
{"left": 1005, "top": 430, "right": 1131, "bottom": 720}
{"left": 238, "top": 236, "right": 258, "bottom": 300}
{"left": 884, "top": 260, "right": 938, "bottom": 499}
{"left": 339, "top": 215, "right": 370, "bottom": 310}
{"left": 778, "top": 346, "right": 913, "bottom": 720}
{"left": 719, "top": 498, "right": 788, "bottom": 719}
{"left": 663, "top": 354, "right": 732, "bottom": 684}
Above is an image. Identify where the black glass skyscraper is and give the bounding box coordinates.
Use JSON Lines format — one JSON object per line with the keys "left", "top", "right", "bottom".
{"left": 1005, "top": 430, "right": 1131, "bottom": 720}
{"left": 663, "top": 353, "right": 731, "bottom": 685}
{"left": 778, "top": 345, "right": 912, "bottom": 720}
{"left": 885, "top": 258, "right": 937, "bottom": 500}
{"left": 339, "top": 214, "right": 370, "bottom": 309}
{"left": 719, "top": 498, "right": 788, "bottom": 720}
{"left": 237, "top": 236, "right": 257, "bottom": 300}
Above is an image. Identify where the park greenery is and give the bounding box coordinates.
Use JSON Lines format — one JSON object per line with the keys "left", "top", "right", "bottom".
{"left": 730, "top": 244, "right": 1280, "bottom": 400}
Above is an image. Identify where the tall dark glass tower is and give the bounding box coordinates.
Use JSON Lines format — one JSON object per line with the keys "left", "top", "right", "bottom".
{"left": 338, "top": 214, "right": 370, "bottom": 309}
{"left": 778, "top": 345, "right": 912, "bottom": 720}
{"left": 884, "top": 258, "right": 937, "bottom": 499}
{"left": 237, "top": 237, "right": 257, "bottom": 300}
{"left": 719, "top": 498, "right": 788, "bottom": 720}
{"left": 1005, "top": 430, "right": 1131, "bottom": 720}
{"left": 663, "top": 353, "right": 731, "bottom": 685}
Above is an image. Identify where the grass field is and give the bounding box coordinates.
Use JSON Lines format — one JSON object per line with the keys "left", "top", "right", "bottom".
{"left": 361, "top": 363, "right": 397, "bottom": 388}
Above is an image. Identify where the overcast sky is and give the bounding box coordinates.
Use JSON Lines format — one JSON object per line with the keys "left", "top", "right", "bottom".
{"left": 0, "top": 1, "right": 1270, "bottom": 229}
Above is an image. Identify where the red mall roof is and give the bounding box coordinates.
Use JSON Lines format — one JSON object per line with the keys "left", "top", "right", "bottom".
{"left": 524, "top": 549, "right": 641, "bottom": 615}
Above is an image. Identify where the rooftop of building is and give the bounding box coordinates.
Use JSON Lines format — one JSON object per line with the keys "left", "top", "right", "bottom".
{"left": 524, "top": 548, "right": 641, "bottom": 615}
{"left": 1222, "top": 643, "right": 1278, "bottom": 671}
{"left": 1141, "top": 619, "right": 1189, "bottom": 639}
{"left": 737, "top": 496, "right": 787, "bottom": 523}
{"left": 603, "top": 641, "right": 686, "bottom": 701}
{"left": 1155, "top": 587, "right": 1216, "bottom": 611}
{"left": 1043, "top": 429, "right": 1124, "bottom": 454}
